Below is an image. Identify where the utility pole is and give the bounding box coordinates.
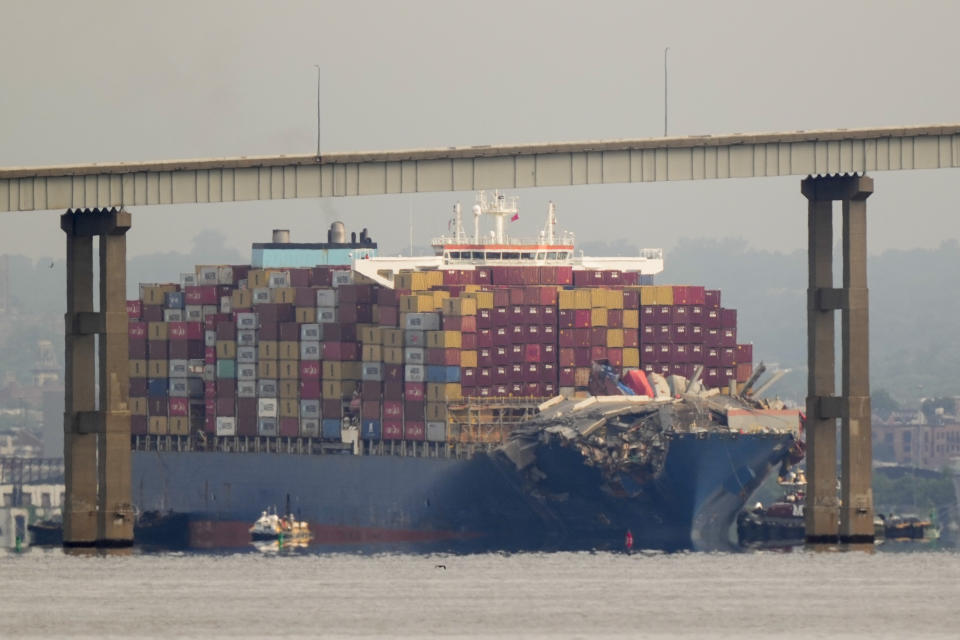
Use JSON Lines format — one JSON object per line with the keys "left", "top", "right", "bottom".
{"left": 313, "top": 64, "right": 321, "bottom": 157}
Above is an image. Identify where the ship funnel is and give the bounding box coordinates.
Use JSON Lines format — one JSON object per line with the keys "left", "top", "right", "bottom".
{"left": 272, "top": 229, "right": 290, "bottom": 243}
{"left": 330, "top": 221, "right": 346, "bottom": 243}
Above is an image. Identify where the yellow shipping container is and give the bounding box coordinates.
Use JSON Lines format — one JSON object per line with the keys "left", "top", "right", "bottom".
{"left": 557, "top": 289, "right": 577, "bottom": 310}
{"left": 654, "top": 285, "right": 674, "bottom": 305}
{"left": 442, "top": 296, "right": 478, "bottom": 316}
{"left": 140, "top": 284, "right": 177, "bottom": 305}
{"left": 400, "top": 294, "right": 434, "bottom": 313}
{"left": 148, "top": 322, "right": 168, "bottom": 340}
{"left": 426, "top": 402, "right": 447, "bottom": 421}
{"left": 215, "top": 341, "right": 236, "bottom": 360}
{"left": 460, "top": 350, "right": 478, "bottom": 368}
{"left": 168, "top": 417, "right": 189, "bottom": 436}
{"left": 129, "top": 360, "right": 147, "bottom": 378}
{"left": 427, "top": 330, "right": 462, "bottom": 349}
{"left": 231, "top": 289, "right": 253, "bottom": 310}
{"left": 590, "top": 308, "right": 608, "bottom": 327}
{"left": 271, "top": 287, "right": 296, "bottom": 304}
{"left": 323, "top": 380, "right": 355, "bottom": 399}
{"left": 258, "top": 341, "right": 278, "bottom": 360}
{"left": 465, "top": 290, "right": 494, "bottom": 309}
{"left": 639, "top": 286, "right": 657, "bottom": 306}
{"left": 590, "top": 289, "right": 607, "bottom": 308}
{"left": 382, "top": 328, "right": 404, "bottom": 347}
{"left": 623, "top": 309, "right": 639, "bottom": 329}
{"left": 360, "top": 326, "right": 382, "bottom": 345}
{"left": 623, "top": 348, "right": 640, "bottom": 369}
{"left": 277, "top": 341, "right": 296, "bottom": 360}
{"left": 605, "top": 289, "right": 624, "bottom": 310}
{"left": 279, "top": 360, "right": 299, "bottom": 380}
{"left": 575, "top": 289, "right": 593, "bottom": 309}
{"left": 606, "top": 329, "right": 624, "bottom": 348}
{"left": 427, "top": 383, "right": 462, "bottom": 402}
{"left": 247, "top": 269, "right": 268, "bottom": 288}
{"left": 431, "top": 290, "right": 450, "bottom": 307}
{"left": 279, "top": 380, "right": 299, "bottom": 398}
{"left": 383, "top": 347, "right": 404, "bottom": 364}
{"left": 148, "top": 360, "right": 167, "bottom": 378}
{"left": 148, "top": 416, "right": 168, "bottom": 435}
{"left": 295, "top": 307, "right": 316, "bottom": 323}
{"left": 131, "top": 397, "right": 148, "bottom": 416}
{"left": 280, "top": 399, "right": 299, "bottom": 418}
{"left": 362, "top": 344, "right": 383, "bottom": 362}
{"left": 257, "top": 360, "right": 278, "bottom": 379}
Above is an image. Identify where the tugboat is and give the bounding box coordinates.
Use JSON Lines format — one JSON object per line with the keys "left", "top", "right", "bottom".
{"left": 249, "top": 508, "right": 311, "bottom": 543}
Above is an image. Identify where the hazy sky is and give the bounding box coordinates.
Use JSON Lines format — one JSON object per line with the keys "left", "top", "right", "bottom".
{"left": 2, "top": 0, "right": 959, "bottom": 262}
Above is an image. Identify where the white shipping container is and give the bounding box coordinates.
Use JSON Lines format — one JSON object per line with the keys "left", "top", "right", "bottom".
{"left": 403, "top": 348, "right": 425, "bottom": 364}
{"left": 203, "top": 364, "right": 215, "bottom": 382}
{"left": 197, "top": 266, "right": 219, "bottom": 284}
{"left": 426, "top": 421, "right": 447, "bottom": 442}
{"left": 300, "top": 399, "right": 320, "bottom": 419}
{"left": 215, "top": 416, "right": 236, "bottom": 436}
{"left": 204, "top": 330, "right": 216, "bottom": 347}
{"left": 268, "top": 272, "right": 290, "bottom": 288}
{"left": 257, "top": 379, "right": 278, "bottom": 398}
{"left": 404, "top": 313, "right": 440, "bottom": 331}
{"left": 257, "top": 417, "right": 278, "bottom": 436}
{"left": 237, "top": 346, "right": 257, "bottom": 363}
{"left": 201, "top": 305, "right": 218, "bottom": 318}
{"left": 169, "top": 378, "right": 189, "bottom": 397}
{"left": 238, "top": 380, "right": 257, "bottom": 398}
{"left": 237, "top": 329, "right": 257, "bottom": 346}
{"left": 361, "top": 362, "right": 383, "bottom": 381}
{"left": 187, "top": 359, "right": 205, "bottom": 376}
{"left": 218, "top": 265, "right": 234, "bottom": 285}
{"left": 300, "top": 417, "right": 320, "bottom": 438}
{"left": 236, "top": 312, "right": 258, "bottom": 330}
{"left": 300, "top": 323, "right": 322, "bottom": 341}
{"left": 257, "top": 398, "right": 278, "bottom": 418}
{"left": 331, "top": 270, "right": 353, "bottom": 287}
{"left": 300, "top": 341, "right": 321, "bottom": 360}
{"left": 180, "top": 272, "right": 198, "bottom": 288}
{"left": 316, "top": 307, "right": 336, "bottom": 323}
{"left": 316, "top": 289, "right": 337, "bottom": 307}
{"left": 237, "top": 363, "right": 257, "bottom": 381}
{"left": 252, "top": 288, "right": 271, "bottom": 304}
{"left": 219, "top": 296, "right": 232, "bottom": 314}
{"left": 168, "top": 359, "right": 188, "bottom": 377}
{"left": 185, "top": 305, "right": 203, "bottom": 322}
{"left": 163, "top": 309, "right": 184, "bottom": 322}
{"left": 404, "top": 330, "right": 425, "bottom": 347}
{"left": 404, "top": 364, "right": 425, "bottom": 383}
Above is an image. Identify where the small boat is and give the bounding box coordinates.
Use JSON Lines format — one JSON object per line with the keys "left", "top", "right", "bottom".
{"left": 249, "top": 509, "right": 310, "bottom": 543}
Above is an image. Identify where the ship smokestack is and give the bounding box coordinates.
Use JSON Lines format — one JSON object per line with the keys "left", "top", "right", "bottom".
{"left": 330, "top": 221, "right": 346, "bottom": 243}
{"left": 272, "top": 229, "right": 290, "bottom": 244}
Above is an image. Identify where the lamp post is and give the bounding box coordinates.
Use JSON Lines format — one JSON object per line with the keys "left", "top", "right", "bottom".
{"left": 313, "top": 64, "right": 321, "bottom": 157}
{"left": 664, "top": 47, "right": 670, "bottom": 137}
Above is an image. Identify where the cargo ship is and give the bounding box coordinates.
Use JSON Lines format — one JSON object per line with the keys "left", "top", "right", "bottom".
{"left": 128, "top": 192, "right": 798, "bottom": 551}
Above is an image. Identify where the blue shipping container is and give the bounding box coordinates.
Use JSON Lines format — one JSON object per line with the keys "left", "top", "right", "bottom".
{"left": 321, "top": 418, "right": 342, "bottom": 440}
{"left": 426, "top": 365, "right": 461, "bottom": 383}
{"left": 361, "top": 419, "right": 382, "bottom": 440}
{"left": 164, "top": 291, "right": 185, "bottom": 309}
{"left": 147, "top": 378, "right": 168, "bottom": 397}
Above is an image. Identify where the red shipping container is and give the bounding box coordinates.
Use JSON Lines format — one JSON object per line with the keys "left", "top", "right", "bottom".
{"left": 720, "top": 347, "right": 736, "bottom": 366}
{"left": 216, "top": 397, "right": 235, "bottom": 416}
{"left": 509, "top": 382, "right": 524, "bottom": 396}
{"left": 129, "top": 340, "right": 147, "bottom": 359}
{"left": 444, "top": 315, "right": 477, "bottom": 333}
{"left": 127, "top": 299, "right": 142, "bottom": 319}
{"left": 573, "top": 328, "right": 591, "bottom": 347}
{"left": 148, "top": 340, "right": 168, "bottom": 359}
{"left": 142, "top": 305, "right": 163, "bottom": 322}
{"left": 279, "top": 418, "right": 299, "bottom": 437}
{"left": 323, "top": 342, "right": 360, "bottom": 361}
{"left": 541, "top": 343, "right": 557, "bottom": 361}
{"left": 572, "top": 270, "right": 593, "bottom": 287}
{"left": 204, "top": 346, "right": 216, "bottom": 363}
{"left": 621, "top": 272, "right": 639, "bottom": 286}
{"left": 736, "top": 343, "right": 753, "bottom": 364}
{"left": 657, "top": 344, "right": 673, "bottom": 363}
{"left": 404, "top": 421, "right": 426, "bottom": 441}
{"left": 624, "top": 330, "right": 639, "bottom": 348}
{"left": 477, "top": 308, "right": 492, "bottom": 329}
{"left": 687, "top": 286, "right": 706, "bottom": 305}
{"left": 541, "top": 306, "right": 557, "bottom": 325}
{"left": 301, "top": 380, "right": 321, "bottom": 399}
{"left": 721, "top": 328, "right": 737, "bottom": 347}
{"left": 510, "top": 344, "right": 525, "bottom": 361}
{"left": 129, "top": 378, "right": 148, "bottom": 397}
{"left": 217, "top": 380, "right": 236, "bottom": 398}
{"left": 300, "top": 361, "right": 321, "bottom": 379}
{"left": 640, "top": 306, "right": 657, "bottom": 323}
{"left": 383, "top": 400, "right": 403, "bottom": 420}
{"left": 607, "top": 309, "right": 623, "bottom": 328}
{"left": 361, "top": 381, "right": 381, "bottom": 397}
{"left": 590, "top": 327, "right": 606, "bottom": 346}
{"left": 574, "top": 309, "right": 591, "bottom": 328}
{"left": 477, "top": 348, "right": 493, "bottom": 367}
{"left": 510, "top": 325, "right": 525, "bottom": 343}
{"left": 460, "top": 332, "right": 477, "bottom": 350}
{"left": 623, "top": 289, "right": 639, "bottom": 308}
{"left": 671, "top": 324, "right": 689, "bottom": 344}
{"left": 672, "top": 344, "right": 689, "bottom": 363}
{"left": 310, "top": 267, "right": 333, "bottom": 287}
{"left": 478, "top": 368, "right": 492, "bottom": 385}
{"left": 523, "top": 363, "right": 540, "bottom": 382}
{"left": 131, "top": 415, "right": 148, "bottom": 435}
{"left": 558, "top": 330, "right": 574, "bottom": 348}
{"left": 461, "top": 367, "right": 477, "bottom": 387}
{"left": 378, "top": 305, "right": 399, "bottom": 327}
{"left": 590, "top": 345, "right": 607, "bottom": 362}
{"left": 559, "top": 366, "right": 575, "bottom": 386}
{"left": 607, "top": 348, "right": 623, "bottom": 367}
{"left": 129, "top": 322, "right": 147, "bottom": 339}
{"left": 574, "top": 348, "right": 591, "bottom": 367}
{"left": 493, "top": 306, "right": 509, "bottom": 327}
{"left": 322, "top": 398, "right": 342, "bottom": 418}
{"left": 603, "top": 270, "right": 622, "bottom": 286}
{"left": 525, "top": 382, "right": 543, "bottom": 397}
{"left": 167, "top": 322, "right": 187, "bottom": 341}
{"left": 404, "top": 401, "right": 425, "bottom": 421}
{"left": 541, "top": 324, "right": 556, "bottom": 343}
{"left": 404, "top": 382, "right": 425, "bottom": 401}
{"left": 525, "top": 325, "right": 540, "bottom": 341}
{"left": 186, "top": 285, "right": 219, "bottom": 305}
{"left": 205, "top": 397, "right": 217, "bottom": 416}
{"left": 168, "top": 341, "right": 189, "bottom": 360}
{"left": 383, "top": 420, "right": 403, "bottom": 440}
{"left": 362, "top": 400, "right": 381, "bottom": 419}
{"left": 720, "top": 309, "right": 737, "bottom": 328}
{"left": 558, "top": 310, "right": 576, "bottom": 329}
{"left": 383, "top": 381, "right": 403, "bottom": 400}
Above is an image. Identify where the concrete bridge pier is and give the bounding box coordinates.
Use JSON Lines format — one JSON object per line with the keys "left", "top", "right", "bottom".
{"left": 61, "top": 208, "right": 133, "bottom": 547}
{"left": 802, "top": 175, "right": 875, "bottom": 545}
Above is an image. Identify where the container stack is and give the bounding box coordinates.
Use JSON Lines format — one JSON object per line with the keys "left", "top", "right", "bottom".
{"left": 128, "top": 261, "right": 752, "bottom": 444}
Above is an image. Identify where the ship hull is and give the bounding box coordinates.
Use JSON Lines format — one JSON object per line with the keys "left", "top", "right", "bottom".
{"left": 130, "top": 431, "right": 794, "bottom": 552}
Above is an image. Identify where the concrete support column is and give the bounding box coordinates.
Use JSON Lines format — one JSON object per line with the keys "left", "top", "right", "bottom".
{"left": 800, "top": 175, "right": 874, "bottom": 546}
{"left": 804, "top": 196, "right": 839, "bottom": 543}
{"left": 63, "top": 233, "right": 97, "bottom": 545}
{"left": 61, "top": 208, "right": 133, "bottom": 547}
{"left": 841, "top": 193, "right": 874, "bottom": 542}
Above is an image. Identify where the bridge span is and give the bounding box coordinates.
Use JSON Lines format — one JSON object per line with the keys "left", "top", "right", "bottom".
{"left": 2, "top": 123, "right": 960, "bottom": 212}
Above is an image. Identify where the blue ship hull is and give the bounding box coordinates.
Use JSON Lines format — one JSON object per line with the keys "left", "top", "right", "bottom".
{"left": 130, "top": 431, "right": 794, "bottom": 552}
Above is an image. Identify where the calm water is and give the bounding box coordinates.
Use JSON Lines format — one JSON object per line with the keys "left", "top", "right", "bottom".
{"left": 2, "top": 547, "right": 959, "bottom": 639}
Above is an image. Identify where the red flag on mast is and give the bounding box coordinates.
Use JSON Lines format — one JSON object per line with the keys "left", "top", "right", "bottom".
{"left": 510, "top": 213, "right": 519, "bottom": 222}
